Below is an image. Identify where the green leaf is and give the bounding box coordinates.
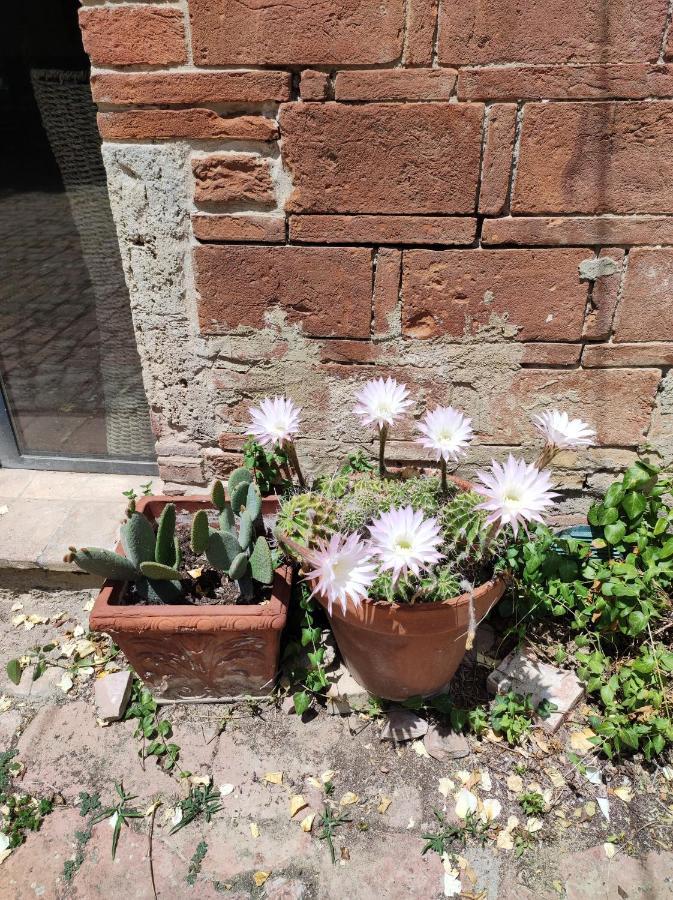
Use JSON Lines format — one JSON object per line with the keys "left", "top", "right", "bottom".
{"left": 604, "top": 521, "right": 627, "bottom": 545}
{"left": 627, "top": 610, "right": 648, "bottom": 634}
{"left": 603, "top": 482, "right": 625, "bottom": 508}
{"left": 32, "top": 659, "right": 47, "bottom": 681}
{"left": 293, "top": 691, "right": 311, "bottom": 715}
{"left": 6, "top": 658, "right": 22, "bottom": 685}
{"left": 622, "top": 491, "right": 647, "bottom": 521}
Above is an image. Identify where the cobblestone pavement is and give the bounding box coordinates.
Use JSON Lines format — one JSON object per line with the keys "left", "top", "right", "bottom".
{"left": 0, "top": 586, "right": 672, "bottom": 900}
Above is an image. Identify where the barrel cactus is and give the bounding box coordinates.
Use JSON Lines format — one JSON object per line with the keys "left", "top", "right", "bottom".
{"left": 275, "top": 492, "right": 337, "bottom": 560}
{"left": 65, "top": 503, "right": 184, "bottom": 603}
{"left": 190, "top": 471, "right": 274, "bottom": 601}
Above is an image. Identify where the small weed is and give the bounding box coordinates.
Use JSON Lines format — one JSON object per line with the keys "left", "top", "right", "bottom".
{"left": 186, "top": 840, "right": 208, "bottom": 886}
{"left": 317, "top": 805, "right": 351, "bottom": 864}
{"left": 490, "top": 692, "right": 557, "bottom": 745}
{"left": 91, "top": 782, "right": 143, "bottom": 859}
{"left": 421, "top": 810, "right": 490, "bottom": 858}
{"left": 170, "top": 783, "right": 223, "bottom": 834}
{"left": 125, "top": 680, "right": 180, "bottom": 771}
{"left": 519, "top": 792, "right": 546, "bottom": 816}
{"left": 0, "top": 750, "right": 53, "bottom": 849}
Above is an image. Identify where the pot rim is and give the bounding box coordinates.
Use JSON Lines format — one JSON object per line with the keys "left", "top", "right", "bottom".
{"left": 89, "top": 494, "right": 290, "bottom": 626}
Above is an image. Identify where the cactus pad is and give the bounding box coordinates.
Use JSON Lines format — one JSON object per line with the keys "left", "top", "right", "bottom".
{"left": 72, "top": 548, "right": 138, "bottom": 581}
{"left": 139, "top": 561, "right": 182, "bottom": 581}
{"left": 191, "top": 509, "right": 210, "bottom": 555}
{"left": 120, "top": 512, "right": 156, "bottom": 567}
{"left": 211, "top": 479, "right": 226, "bottom": 512}
{"left": 249, "top": 536, "right": 273, "bottom": 584}
{"left": 155, "top": 503, "right": 177, "bottom": 566}
{"left": 228, "top": 552, "right": 248, "bottom": 580}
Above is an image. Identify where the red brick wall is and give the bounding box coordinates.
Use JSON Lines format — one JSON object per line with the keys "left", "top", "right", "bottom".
{"left": 80, "top": 1, "right": 673, "bottom": 493}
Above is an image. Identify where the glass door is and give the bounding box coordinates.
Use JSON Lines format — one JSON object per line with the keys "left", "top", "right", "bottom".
{"left": 0, "top": 0, "right": 156, "bottom": 474}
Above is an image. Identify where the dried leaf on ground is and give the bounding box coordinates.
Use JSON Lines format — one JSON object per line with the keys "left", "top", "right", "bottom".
{"left": 253, "top": 871, "right": 270, "bottom": 887}
{"left": 455, "top": 789, "right": 478, "bottom": 820}
{"left": 377, "top": 797, "right": 392, "bottom": 814}
{"left": 612, "top": 785, "right": 633, "bottom": 803}
{"left": 219, "top": 784, "right": 235, "bottom": 797}
{"left": 58, "top": 673, "right": 73, "bottom": 693}
{"left": 604, "top": 843, "right": 617, "bottom": 859}
{"left": 300, "top": 813, "right": 315, "bottom": 832}
{"left": 526, "top": 817, "right": 543, "bottom": 833}
{"left": 411, "top": 740, "right": 430, "bottom": 757}
{"left": 263, "top": 772, "right": 283, "bottom": 785}
{"left": 339, "top": 791, "right": 359, "bottom": 807}
{"left": 569, "top": 729, "right": 596, "bottom": 753}
{"left": 438, "top": 778, "right": 456, "bottom": 798}
{"left": 289, "top": 795, "right": 307, "bottom": 818}
{"left": 250, "top": 822, "right": 260, "bottom": 838}
{"left": 507, "top": 774, "right": 523, "bottom": 793}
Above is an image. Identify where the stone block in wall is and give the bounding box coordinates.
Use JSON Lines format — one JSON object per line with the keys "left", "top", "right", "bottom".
{"left": 98, "top": 110, "right": 278, "bottom": 142}
{"left": 403, "top": 0, "right": 439, "bottom": 66}
{"left": 521, "top": 344, "right": 582, "bottom": 367}
{"left": 437, "top": 0, "right": 667, "bottom": 65}
{"left": 582, "top": 249, "right": 624, "bottom": 341}
{"left": 300, "top": 71, "right": 331, "bottom": 101}
{"left": 279, "top": 102, "right": 483, "bottom": 214}
{"left": 192, "top": 154, "right": 275, "bottom": 208}
{"left": 157, "top": 456, "right": 206, "bottom": 486}
{"left": 478, "top": 104, "right": 517, "bottom": 216}
{"left": 614, "top": 248, "right": 673, "bottom": 343}
{"left": 289, "top": 215, "right": 476, "bottom": 246}
{"left": 401, "top": 249, "right": 590, "bottom": 341}
{"left": 458, "top": 64, "right": 673, "bottom": 102}
{"left": 372, "top": 248, "right": 402, "bottom": 339}
{"left": 79, "top": 6, "right": 187, "bottom": 67}
{"left": 513, "top": 102, "right": 673, "bottom": 215}
{"left": 91, "top": 71, "right": 292, "bottom": 105}
{"left": 582, "top": 344, "right": 673, "bottom": 367}
{"left": 192, "top": 214, "right": 285, "bottom": 244}
{"left": 482, "top": 216, "right": 673, "bottom": 247}
{"left": 489, "top": 369, "right": 661, "bottom": 447}
{"left": 334, "top": 69, "right": 456, "bottom": 101}
{"left": 189, "top": 0, "right": 405, "bottom": 65}
{"left": 194, "top": 245, "right": 372, "bottom": 338}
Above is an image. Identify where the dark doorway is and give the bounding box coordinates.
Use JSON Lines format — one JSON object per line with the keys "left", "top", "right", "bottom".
{"left": 0, "top": 0, "right": 156, "bottom": 473}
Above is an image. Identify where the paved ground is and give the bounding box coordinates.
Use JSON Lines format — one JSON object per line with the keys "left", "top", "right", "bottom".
{"left": 0, "top": 469, "right": 162, "bottom": 577}
{"left": 1, "top": 585, "right": 672, "bottom": 900}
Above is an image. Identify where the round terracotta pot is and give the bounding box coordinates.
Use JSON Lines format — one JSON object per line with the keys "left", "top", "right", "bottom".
{"left": 316, "top": 576, "right": 505, "bottom": 701}
{"left": 315, "top": 473, "right": 505, "bottom": 700}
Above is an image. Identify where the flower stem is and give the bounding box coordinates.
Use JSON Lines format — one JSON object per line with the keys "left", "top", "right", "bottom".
{"left": 284, "top": 440, "right": 306, "bottom": 488}
{"left": 440, "top": 457, "right": 448, "bottom": 494}
{"left": 378, "top": 424, "right": 388, "bottom": 478}
{"left": 535, "top": 443, "right": 557, "bottom": 470}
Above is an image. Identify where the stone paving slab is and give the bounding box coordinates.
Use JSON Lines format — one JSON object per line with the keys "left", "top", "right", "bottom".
{"left": 0, "top": 585, "right": 672, "bottom": 899}
{"left": 0, "top": 469, "right": 162, "bottom": 578}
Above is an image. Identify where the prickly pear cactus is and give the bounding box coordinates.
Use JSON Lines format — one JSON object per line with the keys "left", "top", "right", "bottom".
{"left": 65, "top": 503, "right": 184, "bottom": 602}
{"left": 191, "top": 479, "right": 274, "bottom": 601}
{"left": 275, "top": 492, "right": 337, "bottom": 559}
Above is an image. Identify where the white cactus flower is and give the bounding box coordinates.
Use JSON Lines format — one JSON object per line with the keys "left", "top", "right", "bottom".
{"left": 247, "top": 395, "right": 301, "bottom": 447}
{"left": 368, "top": 505, "right": 443, "bottom": 583}
{"left": 416, "top": 406, "right": 474, "bottom": 463}
{"left": 353, "top": 377, "right": 412, "bottom": 429}
{"left": 533, "top": 409, "right": 596, "bottom": 450}
{"left": 475, "top": 455, "right": 557, "bottom": 536}
{"left": 304, "top": 532, "right": 377, "bottom": 616}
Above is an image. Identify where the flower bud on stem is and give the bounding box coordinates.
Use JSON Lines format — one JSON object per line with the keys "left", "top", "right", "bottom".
{"left": 283, "top": 439, "right": 306, "bottom": 489}
{"left": 378, "top": 424, "right": 388, "bottom": 478}
{"left": 535, "top": 443, "right": 558, "bottom": 470}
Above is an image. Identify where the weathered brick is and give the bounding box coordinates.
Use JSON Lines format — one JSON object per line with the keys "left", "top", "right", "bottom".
{"left": 583, "top": 343, "right": 673, "bottom": 367}
{"left": 404, "top": 0, "right": 439, "bottom": 66}
{"left": 482, "top": 216, "right": 673, "bottom": 247}
{"left": 458, "top": 64, "right": 673, "bottom": 101}
{"left": 91, "top": 71, "right": 292, "bottom": 105}
{"left": 157, "top": 456, "right": 205, "bottom": 485}
{"left": 583, "top": 249, "right": 625, "bottom": 341}
{"left": 217, "top": 433, "right": 247, "bottom": 452}
{"left": 513, "top": 102, "right": 673, "bottom": 215}
{"left": 521, "top": 344, "right": 582, "bottom": 366}
{"left": 319, "top": 340, "right": 382, "bottom": 364}
{"left": 402, "top": 249, "right": 589, "bottom": 341}
{"left": 192, "top": 154, "right": 275, "bottom": 207}
{"left": 279, "top": 102, "right": 483, "bottom": 214}
{"left": 438, "top": 0, "right": 667, "bottom": 65}
{"left": 98, "top": 110, "right": 278, "bottom": 142}
{"left": 491, "top": 369, "right": 661, "bottom": 446}
{"left": 373, "top": 248, "right": 402, "bottom": 339}
{"left": 194, "top": 245, "right": 372, "bottom": 337}
{"left": 192, "top": 214, "right": 285, "bottom": 244}
{"left": 190, "top": 0, "right": 405, "bottom": 66}
{"left": 289, "top": 215, "right": 476, "bottom": 246}
{"left": 614, "top": 248, "right": 673, "bottom": 342}
{"left": 479, "top": 104, "right": 517, "bottom": 216}
{"left": 79, "top": 6, "right": 186, "bottom": 67}
{"left": 300, "top": 70, "right": 331, "bottom": 101}
{"left": 335, "top": 69, "right": 456, "bottom": 101}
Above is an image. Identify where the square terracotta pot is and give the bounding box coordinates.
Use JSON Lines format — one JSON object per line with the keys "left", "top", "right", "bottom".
{"left": 89, "top": 495, "right": 290, "bottom": 702}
